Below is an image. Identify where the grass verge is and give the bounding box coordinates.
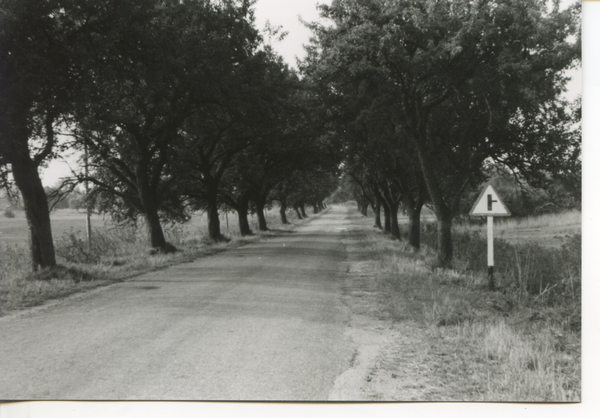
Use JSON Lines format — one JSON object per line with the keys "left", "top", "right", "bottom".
{"left": 349, "top": 212, "right": 580, "bottom": 401}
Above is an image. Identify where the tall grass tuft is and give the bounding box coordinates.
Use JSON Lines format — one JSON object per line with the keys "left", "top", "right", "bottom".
{"left": 55, "top": 226, "right": 142, "bottom": 265}
{"left": 420, "top": 227, "right": 581, "bottom": 308}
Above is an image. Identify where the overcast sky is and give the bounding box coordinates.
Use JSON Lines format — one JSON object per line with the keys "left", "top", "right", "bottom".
{"left": 253, "top": 0, "right": 332, "bottom": 68}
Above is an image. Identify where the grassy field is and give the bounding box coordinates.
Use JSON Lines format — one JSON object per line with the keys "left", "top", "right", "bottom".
{"left": 348, "top": 208, "right": 581, "bottom": 401}
{"left": 1, "top": 209, "right": 108, "bottom": 245}
{"left": 456, "top": 209, "right": 581, "bottom": 248}
{"left": 0, "top": 207, "right": 293, "bottom": 246}
{"left": 0, "top": 206, "right": 310, "bottom": 316}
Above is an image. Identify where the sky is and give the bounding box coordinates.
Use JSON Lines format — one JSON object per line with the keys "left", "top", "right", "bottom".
{"left": 40, "top": 0, "right": 582, "bottom": 187}
{"left": 253, "top": 0, "right": 332, "bottom": 68}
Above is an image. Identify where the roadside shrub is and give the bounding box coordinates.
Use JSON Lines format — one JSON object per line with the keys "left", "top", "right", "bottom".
{"left": 55, "top": 226, "right": 141, "bottom": 264}
{"left": 68, "top": 196, "right": 83, "bottom": 210}
{"left": 163, "top": 223, "right": 192, "bottom": 245}
{"left": 3, "top": 207, "right": 15, "bottom": 218}
{"left": 55, "top": 230, "right": 101, "bottom": 264}
{"left": 0, "top": 244, "right": 30, "bottom": 281}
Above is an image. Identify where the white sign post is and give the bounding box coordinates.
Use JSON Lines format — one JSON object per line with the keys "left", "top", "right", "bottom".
{"left": 469, "top": 184, "right": 511, "bottom": 290}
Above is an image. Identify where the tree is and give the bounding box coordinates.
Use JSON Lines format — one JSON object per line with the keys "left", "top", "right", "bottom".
{"left": 179, "top": 47, "right": 297, "bottom": 240}
{"left": 71, "top": 0, "right": 261, "bottom": 250}
{"left": 302, "top": 30, "right": 428, "bottom": 246}
{"left": 306, "top": 0, "right": 580, "bottom": 266}
{"left": 0, "top": 0, "right": 85, "bottom": 270}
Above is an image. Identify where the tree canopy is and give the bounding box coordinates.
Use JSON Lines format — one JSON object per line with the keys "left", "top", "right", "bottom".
{"left": 302, "top": 0, "right": 580, "bottom": 266}
{"left": 1, "top": 0, "right": 581, "bottom": 274}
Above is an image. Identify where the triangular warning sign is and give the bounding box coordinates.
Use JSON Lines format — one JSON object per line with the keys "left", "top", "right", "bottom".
{"left": 469, "top": 184, "right": 511, "bottom": 217}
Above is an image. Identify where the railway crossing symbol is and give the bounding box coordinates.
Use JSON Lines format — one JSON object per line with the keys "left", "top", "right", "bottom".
{"left": 469, "top": 184, "right": 511, "bottom": 290}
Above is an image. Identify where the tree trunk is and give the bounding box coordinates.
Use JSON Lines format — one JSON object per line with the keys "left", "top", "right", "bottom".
{"left": 411, "top": 131, "right": 453, "bottom": 266}
{"left": 206, "top": 189, "right": 223, "bottom": 241}
{"left": 357, "top": 198, "right": 367, "bottom": 216}
{"left": 255, "top": 197, "right": 268, "bottom": 231}
{"left": 382, "top": 200, "right": 391, "bottom": 233}
{"left": 300, "top": 203, "right": 307, "bottom": 218}
{"left": 313, "top": 204, "right": 319, "bottom": 214}
{"left": 390, "top": 201, "right": 401, "bottom": 240}
{"left": 434, "top": 208, "right": 453, "bottom": 267}
{"left": 374, "top": 200, "right": 382, "bottom": 229}
{"left": 405, "top": 200, "right": 423, "bottom": 250}
{"left": 279, "top": 198, "right": 288, "bottom": 224}
{"left": 136, "top": 165, "right": 172, "bottom": 252}
{"left": 294, "top": 206, "right": 303, "bottom": 219}
{"left": 144, "top": 209, "right": 167, "bottom": 249}
{"left": 11, "top": 155, "right": 56, "bottom": 270}
{"left": 238, "top": 210, "right": 251, "bottom": 236}
{"left": 237, "top": 194, "right": 252, "bottom": 236}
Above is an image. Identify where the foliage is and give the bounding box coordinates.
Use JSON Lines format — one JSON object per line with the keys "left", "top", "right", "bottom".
{"left": 3, "top": 207, "right": 15, "bottom": 218}
{"left": 180, "top": 50, "right": 303, "bottom": 237}
{"left": 0, "top": 0, "right": 87, "bottom": 269}
{"left": 302, "top": 0, "right": 581, "bottom": 266}
{"left": 60, "top": 0, "right": 265, "bottom": 249}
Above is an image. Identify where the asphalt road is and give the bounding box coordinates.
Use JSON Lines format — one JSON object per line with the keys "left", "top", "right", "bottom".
{"left": 0, "top": 206, "right": 356, "bottom": 401}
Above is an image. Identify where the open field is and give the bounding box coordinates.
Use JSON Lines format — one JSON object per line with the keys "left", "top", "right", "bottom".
{"left": 1, "top": 210, "right": 108, "bottom": 246}
{"left": 456, "top": 210, "right": 581, "bottom": 248}
{"left": 358, "top": 202, "right": 581, "bottom": 249}
{"left": 0, "top": 207, "right": 294, "bottom": 247}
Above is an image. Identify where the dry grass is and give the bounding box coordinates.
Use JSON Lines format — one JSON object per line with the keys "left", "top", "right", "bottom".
{"left": 354, "top": 211, "right": 581, "bottom": 401}
{"left": 0, "top": 206, "right": 308, "bottom": 316}
{"left": 455, "top": 209, "right": 581, "bottom": 248}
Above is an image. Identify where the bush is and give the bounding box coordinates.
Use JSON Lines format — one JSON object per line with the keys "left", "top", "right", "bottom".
{"left": 3, "top": 207, "right": 15, "bottom": 218}
{"left": 55, "top": 230, "right": 101, "bottom": 264}
{"left": 55, "top": 226, "right": 140, "bottom": 264}
{"left": 68, "top": 196, "right": 83, "bottom": 210}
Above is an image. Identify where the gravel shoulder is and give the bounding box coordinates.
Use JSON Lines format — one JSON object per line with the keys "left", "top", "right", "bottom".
{"left": 328, "top": 214, "right": 439, "bottom": 401}
{"left": 332, "top": 210, "right": 476, "bottom": 401}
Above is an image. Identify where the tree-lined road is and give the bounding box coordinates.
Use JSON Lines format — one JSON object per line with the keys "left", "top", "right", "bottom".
{"left": 0, "top": 207, "right": 356, "bottom": 400}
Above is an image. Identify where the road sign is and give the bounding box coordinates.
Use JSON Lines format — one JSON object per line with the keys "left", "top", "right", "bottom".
{"left": 469, "top": 184, "right": 511, "bottom": 217}
{"left": 470, "top": 184, "right": 511, "bottom": 290}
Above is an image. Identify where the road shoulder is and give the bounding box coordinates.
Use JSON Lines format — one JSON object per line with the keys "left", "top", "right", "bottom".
{"left": 329, "top": 210, "right": 454, "bottom": 401}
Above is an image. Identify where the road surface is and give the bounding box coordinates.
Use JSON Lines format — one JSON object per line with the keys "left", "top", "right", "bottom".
{"left": 0, "top": 206, "right": 356, "bottom": 400}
